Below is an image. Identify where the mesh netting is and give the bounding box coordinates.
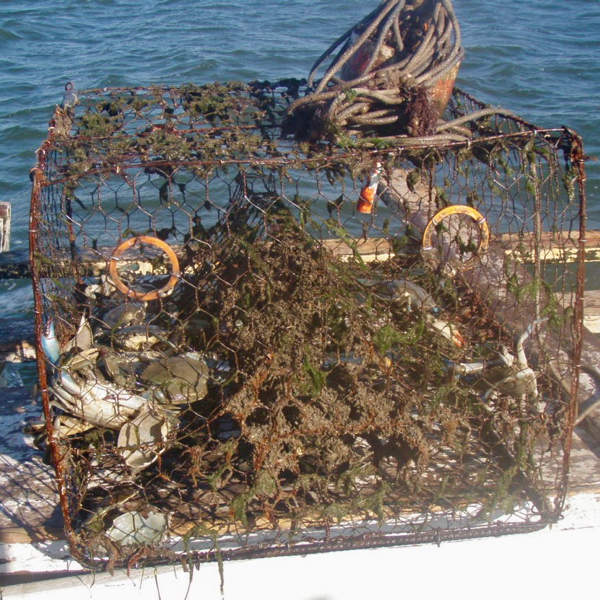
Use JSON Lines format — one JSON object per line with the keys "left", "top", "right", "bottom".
{"left": 30, "top": 79, "right": 586, "bottom": 569}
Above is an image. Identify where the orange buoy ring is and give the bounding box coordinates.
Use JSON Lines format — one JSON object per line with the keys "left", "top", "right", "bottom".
{"left": 422, "top": 205, "right": 490, "bottom": 270}
{"left": 108, "top": 235, "right": 180, "bottom": 301}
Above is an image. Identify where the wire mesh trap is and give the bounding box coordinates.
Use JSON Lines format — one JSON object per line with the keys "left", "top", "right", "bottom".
{"left": 29, "top": 77, "right": 587, "bottom": 570}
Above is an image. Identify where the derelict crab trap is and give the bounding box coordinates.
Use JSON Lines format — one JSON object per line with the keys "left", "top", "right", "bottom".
{"left": 29, "top": 78, "right": 587, "bottom": 569}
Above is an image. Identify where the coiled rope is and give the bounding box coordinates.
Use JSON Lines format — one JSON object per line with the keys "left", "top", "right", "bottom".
{"left": 286, "top": 0, "right": 466, "bottom": 140}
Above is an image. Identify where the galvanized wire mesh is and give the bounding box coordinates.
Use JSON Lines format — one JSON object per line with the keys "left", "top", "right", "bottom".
{"left": 30, "top": 80, "right": 586, "bottom": 569}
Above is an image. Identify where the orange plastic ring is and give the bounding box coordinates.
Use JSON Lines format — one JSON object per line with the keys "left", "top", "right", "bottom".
{"left": 108, "top": 235, "right": 180, "bottom": 301}
{"left": 422, "top": 205, "right": 490, "bottom": 267}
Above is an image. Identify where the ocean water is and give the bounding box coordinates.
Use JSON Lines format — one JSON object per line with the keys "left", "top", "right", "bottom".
{"left": 0, "top": 0, "right": 598, "bottom": 303}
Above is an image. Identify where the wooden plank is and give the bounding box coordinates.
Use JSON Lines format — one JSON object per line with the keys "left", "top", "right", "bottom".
{"left": 0, "top": 386, "right": 62, "bottom": 544}
{"left": 582, "top": 291, "right": 600, "bottom": 334}
{"left": 557, "top": 289, "right": 600, "bottom": 334}
{"left": 567, "top": 428, "right": 600, "bottom": 492}
{"left": 0, "top": 229, "right": 595, "bottom": 280}
{"left": 500, "top": 230, "right": 599, "bottom": 260}
{"left": 322, "top": 237, "right": 395, "bottom": 262}
{"left": 0, "top": 201, "right": 11, "bottom": 253}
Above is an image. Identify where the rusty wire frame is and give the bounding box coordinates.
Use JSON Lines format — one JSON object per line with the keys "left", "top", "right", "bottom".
{"left": 29, "top": 80, "right": 586, "bottom": 570}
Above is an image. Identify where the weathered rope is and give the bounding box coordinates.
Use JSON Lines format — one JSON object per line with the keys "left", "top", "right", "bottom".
{"left": 286, "top": 0, "right": 465, "bottom": 140}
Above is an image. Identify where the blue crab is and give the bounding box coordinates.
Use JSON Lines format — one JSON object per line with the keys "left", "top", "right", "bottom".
{"left": 449, "top": 320, "right": 546, "bottom": 410}
{"left": 375, "top": 278, "right": 465, "bottom": 347}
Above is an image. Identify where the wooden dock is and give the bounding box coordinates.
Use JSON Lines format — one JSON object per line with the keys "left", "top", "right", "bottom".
{"left": 0, "top": 202, "right": 10, "bottom": 254}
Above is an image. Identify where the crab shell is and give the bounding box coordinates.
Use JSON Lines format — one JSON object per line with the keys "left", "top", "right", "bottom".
{"left": 51, "top": 369, "right": 149, "bottom": 430}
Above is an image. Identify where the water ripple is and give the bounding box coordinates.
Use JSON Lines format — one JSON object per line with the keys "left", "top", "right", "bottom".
{"left": 0, "top": 0, "right": 598, "bottom": 250}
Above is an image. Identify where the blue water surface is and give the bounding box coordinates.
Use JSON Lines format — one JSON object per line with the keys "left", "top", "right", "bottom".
{"left": 0, "top": 0, "right": 598, "bottom": 292}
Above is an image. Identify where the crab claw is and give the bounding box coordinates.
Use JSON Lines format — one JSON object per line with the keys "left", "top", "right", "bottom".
{"left": 482, "top": 368, "right": 538, "bottom": 402}
{"left": 117, "top": 406, "right": 173, "bottom": 472}
{"left": 377, "top": 279, "right": 439, "bottom": 314}
{"left": 446, "top": 359, "right": 487, "bottom": 376}
{"left": 429, "top": 318, "right": 465, "bottom": 348}
{"left": 42, "top": 316, "right": 94, "bottom": 365}
{"left": 515, "top": 318, "right": 548, "bottom": 369}
{"left": 51, "top": 368, "right": 149, "bottom": 430}
{"left": 41, "top": 320, "right": 61, "bottom": 365}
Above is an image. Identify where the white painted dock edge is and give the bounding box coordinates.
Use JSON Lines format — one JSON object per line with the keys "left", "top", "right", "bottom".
{"left": 2, "top": 490, "right": 599, "bottom": 600}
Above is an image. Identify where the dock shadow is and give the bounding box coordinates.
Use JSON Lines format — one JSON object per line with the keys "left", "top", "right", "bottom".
{"left": 0, "top": 385, "right": 64, "bottom": 543}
